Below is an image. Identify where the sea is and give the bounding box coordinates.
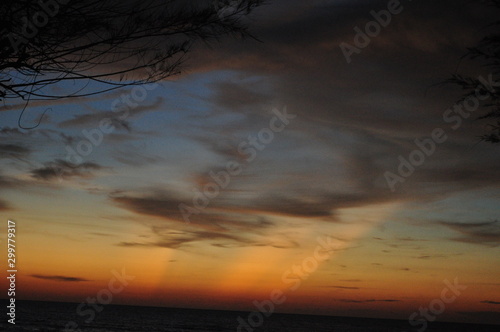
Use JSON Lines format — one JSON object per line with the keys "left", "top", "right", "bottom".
{"left": 0, "top": 300, "right": 498, "bottom": 331}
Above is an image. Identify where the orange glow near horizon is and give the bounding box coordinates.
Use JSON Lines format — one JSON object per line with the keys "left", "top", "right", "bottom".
{"left": 2, "top": 199, "right": 495, "bottom": 321}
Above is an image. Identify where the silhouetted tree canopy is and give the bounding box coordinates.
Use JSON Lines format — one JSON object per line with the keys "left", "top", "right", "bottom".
{"left": 0, "top": 0, "right": 264, "bottom": 102}
{"left": 449, "top": 0, "right": 500, "bottom": 143}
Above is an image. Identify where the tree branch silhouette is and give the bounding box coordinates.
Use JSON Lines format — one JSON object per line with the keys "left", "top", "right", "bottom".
{"left": 0, "top": 0, "right": 265, "bottom": 103}
{"left": 448, "top": 0, "right": 500, "bottom": 143}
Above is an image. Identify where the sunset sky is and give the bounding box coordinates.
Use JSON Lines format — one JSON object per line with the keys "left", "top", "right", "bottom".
{"left": 0, "top": 0, "right": 499, "bottom": 326}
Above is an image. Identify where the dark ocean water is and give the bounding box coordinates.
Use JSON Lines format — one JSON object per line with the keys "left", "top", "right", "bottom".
{"left": 0, "top": 300, "right": 498, "bottom": 332}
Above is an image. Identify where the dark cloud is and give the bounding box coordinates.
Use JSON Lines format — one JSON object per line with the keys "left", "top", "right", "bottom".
{"left": 416, "top": 255, "right": 445, "bottom": 260}
{"left": 397, "top": 237, "right": 427, "bottom": 242}
{"left": 0, "top": 127, "right": 82, "bottom": 154}
{"left": 480, "top": 300, "right": 500, "bottom": 305}
{"left": 0, "top": 174, "right": 22, "bottom": 189}
{"left": 0, "top": 199, "right": 11, "bottom": 211}
{"left": 207, "top": 81, "right": 272, "bottom": 111}
{"left": 183, "top": 0, "right": 500, "bottom": 206}
{"left": 439, "top": 220, "right": 500, "bottom": 247}
{"left": 116, "top": 228, "right": 298, "bottom": 250}
{"left": 185, "top": 135, "right": 248, "bottom": 162}
{"left": 322, "top": 286, "right": 360, "bottom": 290}
{"left": 412, "top": 163, "right": 500, "bottom": 190}
{"left": 0, "top": 127, "right": 24, "bottom": 136}
{"left": 111, "top": 146, "right": 164, "bottom": 167}
{"left": 250, "top": 194, "right": 338, "bottom": 218}
{"left": 118, "top": 230, "right": 251, "bottom": 249}
{"left": 30, "top": 274, "right": 90, "bottom": 282}
{"left": 339, "top": 279, "right": 362, "bottom": 282}
{"left": 57, "top": 96, "right": 164, "bottom": 131}
{"left": 250, "top": 191, "right": 398, "bottom": 219}
{"left": 111, "top": 188, "right": 346, "bottom": 226}
{"left": 0, "top": 143, "right": 31, "bottom": 160}
{"left": 111, "top": 191, "right": 300, "bottom": 249}
{"left": 1, "top": 90, "right": 125, "bottom": 113}
{"left": 31, "top": 159, "right": 103, "bottom": 181}
{"left": 338, "top": 299, "right": 400, "bottom": 303}
{"left": 109, "top": 183, "right": 404, "bottom": 240}
{"left": 118, "top": 241, "right": 151, "bottom": 248}
{"left": 59, "top": 133, "right": 80, "bottom": 145}
{"left": 384, "top": 243, "right": 423, "bottom": 250}
{"left": 111, "top": 192, "right": 191, "bottom": 223}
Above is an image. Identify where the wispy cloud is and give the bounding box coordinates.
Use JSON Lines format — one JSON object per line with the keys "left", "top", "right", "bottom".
{"left": 338, "top": 299, "right": 400, "bottom": 303}
{"left": 118, "top": 230, "right": 253, "bottom": 249}
{"left": 57, "top": 96, "right": 164, "bottom": 131}
{"left": 117, "top": 225, "right": 298, "bottom": 250}
{"left": 31, "top": 159, "right": 104, "bottom": 181}
{"left": 415, "top": 254, "right": 448, "bottom": 260}
{"left": 0, "top": 143, "right": 31, "bottom": 160}
{"left": 207, "top": 80, "right": 272, "bottom": 111}
{"left": 0, "top": 173, "right": 24, "bottom": 189}
{"left": 30, "top": 274, "right": 90, "bottom": 282}
{"left": 322, "top": 286, "right": 360, "bottom": 290}
{"left": 439, "top": 220, "right": 500, "bottom": 247}
{"left": 339, "top": 279, "right": 362, "bottom": 282}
